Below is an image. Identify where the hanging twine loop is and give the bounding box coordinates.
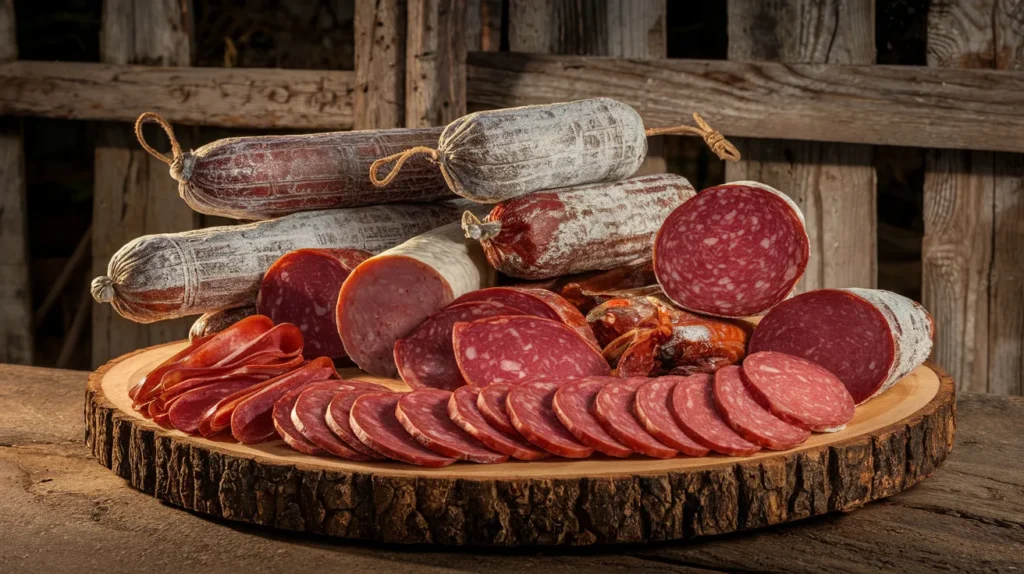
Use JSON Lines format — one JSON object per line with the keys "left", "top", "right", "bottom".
{"left": 461, "top": 210, "right": 503, "bottom": 241}
{"left": 645, "top": 113, "right": 741, "bottom": 162}
{"left": 135, "top": 112, "right": 182, "bottom": 166}
{"left": 369, "top": 146, "right": 441, "bottom": 187}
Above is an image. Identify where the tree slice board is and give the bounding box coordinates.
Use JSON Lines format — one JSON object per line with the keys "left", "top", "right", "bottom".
{"left": 85, "top": 341, "right": 955, "bottom": 546}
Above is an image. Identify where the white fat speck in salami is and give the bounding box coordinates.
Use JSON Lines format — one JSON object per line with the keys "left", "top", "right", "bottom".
{"left": 325, "top": 389, "right": 387, "bottom": 459}
{"left": 395, "top": 388, "right": 508, "bottom": 463}
{"left": 476, "top": 383, "right": 519, "bottom": 437}
{"left": 552, "top": 378, "right": 633, "bottom": 458}
{"left": 593, "top": 378, "right": 677, "bottom": 458}
{"left": 349, "top": 392, "right": 455, "bottom": 467}
{"left": 453, "top": 287, "right": 600, "bottom": 350}
{"left": 447, "top": 386, "right": 549, "bottom": 461}
{"left": 633, "top": 378, "right": 710, "bottom": 456}
{"left": 653, "top": 181, "right": 809, "bottom": 317}
{"left": 713, "top": 366, "right": 810, "bottom": 450}
{"left": 292, "top": 380, "right": 389, "bottom": 460}
{"left": 507, "top": 380, "right": 594, "bottom": 458}
{"left": 670, "top": 374, "right": 761, "bottom": 456}
{"left": 741, "top": 351, "right": 856, "bottom": 432}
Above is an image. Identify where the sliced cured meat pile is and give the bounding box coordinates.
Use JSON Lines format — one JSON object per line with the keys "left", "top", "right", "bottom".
{"left": 633, "top": 378, "right": 710, "bottom": 456}
{"left": 349, "top": 392, "right": 456, "bottom": 467}
{"left": 507, "top": 381, "right": 594, "bottom": 458}
{"left": 476, "top": 383, "right": 519, "bottom": 437}
{"left": 447, "top": 387, "right": 548, "bottom": 461}
{"left": 749, "top": 288, "right": 934, "bottom": 404}
{"left": 325, "top": 389, "right": 387, "bottom": 460}
{"left": 292, "top": 380, "right": 390, "bottom": 459}
{"left": 453, "top": 287, "right": 599, "bottom": 349}
{"left": 257, "top": 248, "right": 371, "bottom": 359}
{"left": 167, "top": 378, "right": 262, "bottom": 435}
{"left": 742, "top": 351, "right": 855, "bottom": 432}
{"left": 671, "top": 374, "right": 761, "bottom": 456}
{"left": 713, "top": 366, "right": 810, "bottom": 450}
{"left": 653, "top": 181, "right": 809, "bottom": 317}
{"left": 552, "top": 378, "right": 632, "bottom": 457}
{"left": 594, "top": 379, "right": 677, "bottom": 458}
{"left": 396, "top": 389, "right": 508, "bottom": 463}
{"left": 453, "top": 316, "right": 610, "bottom": 386}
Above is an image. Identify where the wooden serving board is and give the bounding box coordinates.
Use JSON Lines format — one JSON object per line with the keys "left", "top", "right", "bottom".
{"left": 85, "top": 342, "right": 956, "bottom": 546}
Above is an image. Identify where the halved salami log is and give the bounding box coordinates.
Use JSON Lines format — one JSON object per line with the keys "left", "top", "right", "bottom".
{"left": 552, "top": 378, "right": 633, "bottom": 458}
{"left": 749, "top": 288, "right": 934, "bottom": 404}
{"left": 229, "top": 357, "right": 339, "bottom": 443}
{"left": 653, "top": 181, "right": 809, "bottom": 318}
{"left": 337, "top": 217, "right": 495, "bottom": 377}
{"left": 741, "top": 351, "right": 856, "bottom": 433}
{"left": 461, "top": 174, "right": 695, "bottom": 279}
{"left": 633, "top": 378, "right": 710, "bottom": 456}
{"left": 447, "top": 387, "right": 548, "bottom": 461}
{"left": 594, "top": 379, "right": 677, "bottom": 459}
{"left": 713, "top": 366, "right": 810, "bottom": 450}
{"left": 190, "top": 307, "right": 257, "bottom": 341}
{"left": 273, "top": 384, "right": 326, "bottom": 455}
{"left": 257, "top": 248, "right": 371, "bottom": 359}
{"left": 292, "top": 380, "right": 389, "bottom": 459}
{"left": 325, "top": 389, "right": 386, "bottom": 460}
{"left": 453, "top": 316, "right": 611, "bottom": 387}
{"left": 167, "top": 378, "right": 262, "bottom": 435}
{"left": 671, "top": 374, "right": 761, "bottom": 456}
{"left": 476, "top": 383, "right": 518, "bottom": 437}
{"left": 349, "top": 392, "right": 456, "bottom": 467}
{"left": 395, "top": 388, "right": 508, "bottom": 464}
{"left": 507, "top": 380, "right": 594, "bottom": 458}
{"left": 452, "top": 287, "right": 599, "bottom": 349}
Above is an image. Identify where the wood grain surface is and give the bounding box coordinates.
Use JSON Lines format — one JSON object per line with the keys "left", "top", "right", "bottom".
{"left": 354, "top": 0, "right": 405, "bottom": 129}
{"left": 406, "top": 0, "right": 466, "bottom": 128}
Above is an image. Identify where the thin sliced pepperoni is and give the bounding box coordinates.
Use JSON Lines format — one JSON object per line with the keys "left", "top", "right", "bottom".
{"left": 671, "top": 374, "right": 760, "bottom": 456}
{"left": 396, "top": 388, "right": 508, "bottom": 463}
{"left": 349, "top": 392, "right": 455, "bottom": 467}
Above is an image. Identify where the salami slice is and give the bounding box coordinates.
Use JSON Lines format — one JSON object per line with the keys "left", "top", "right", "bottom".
{"left": 653, "top": 181, "right": 809, "bottom": 317}
{"left": 273, "top": 384, "right": 326, "bottom": 455}
{"left": 507, "top": 380, "right": 594, "bottom": 458}
{"left": 325, "top": 389, "right": 387, "bottom": 459}
{"left": 190, "top": 307, "right": 257, "bottom": 341}
{"left": 552, "top": 378, "right": 633, "bottom": 457}
{"left": 447, "top": 387, "right": 548, "bottom": 461}
{"left": 230, "top": 357, "right": 339, "bottom": 443}
{"left": 749, "top": 288, "right": 934, "bottom": 404}
{"left": 452, "top": 287, "right": 599, "bottom": 349}
{"left": 713, "top": 366, "right": 810, "bottom": 450}
{"left": 395, "top": 388, "right": 508, "bottom": 463}
{"left": 632, "top": 378, "right": 710, "bottom": 456}
{"left": 593, "top": 379, "right": 677, "bottom": 458}
{"left": 257, "top": 248, "right": 371, "bottom": 359}
{"left": 557, "top": 260, "right": 658, "bottom": 313}
{"left": 453, "top": 316, "right": 610, "bottom": 387}
{"left": 167, "top": 378, "right": 262, "bottom": 435}
{"left": 291, "top": 380, "right": 389, "bottom": 459}
{"left": 670, "top": 374, "right": 761, "bottom": 456}
{"left": 741, "top": 351, "right": 856, "bottom": 432}
{"left": 349, "top": 392, "right": 456, "bottom": 467}
{"left": 476, "top": 383, "right": 518, "bottom": 437}
{"left": 337, "top": 217, "right": 495, "bottom": 377}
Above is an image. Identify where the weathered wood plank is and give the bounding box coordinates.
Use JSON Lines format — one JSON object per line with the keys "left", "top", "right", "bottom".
{"left": 465, "top": 52, "right": 1024, "bottom": 154}
{"left": 923, "top": 0, "right": 1024, "bottom": 396}
{"left": 725, "top": 0, "right": 877, "bottom": 294}
{"left": 405, "top": 0, "right": 466, "bottom": 128}
{"left": 354, "top": 0, "right": 405, "bottom": 129}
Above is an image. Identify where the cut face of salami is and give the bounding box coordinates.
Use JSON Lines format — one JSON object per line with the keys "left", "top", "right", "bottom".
{"left": 293, "top": 380, "right": 389, "bottom": 460}
{"left": 741, "top": 351, "right": 856, "bottom": 432}
{"left": 453, "top": 316, "right": 611, "bottom": 387}
{"left": 476, "top": 383, "right": 518, "bottom": 436}
{"left": 447, "top": 387, "right": 549, "bottom": 461}
{"left": 633, "top": 378, "right": 710, "bottom": 456}
{"left": 453, "top": 287, "right": 600, "bottom": 349}
{"left": 273, "top": 383, "right": 327, "bottom": 455}
{"left": 507, "top": 381, "right": 594, "bottom": 458}
{"left": 325, "top": 389, "right": 386, "bottom": 459}
{"left": 713, "top": 366, "right": 810, "bottom": 450}
{"left": 670, "top": 374, "right": 761, "bottom": 456}
{"left": 396, "top": 388, "right": 508, "bottom": 463}
{"left": 552, "top": 378, "right": 633, "bottom": 457}
{"left": 653, "top": 181, "right": 809, "bottom": 317}
{"left": 594, "top": 379, "right": 677, "bottom": 459}
{"left": 349, "top": 392, "right": 456, "bottom": 467}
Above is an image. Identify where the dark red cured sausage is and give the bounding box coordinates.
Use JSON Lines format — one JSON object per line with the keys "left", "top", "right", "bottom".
{"left": 393, "top": 301, "right": 522, "bottom": 390}
{"left": 349, "top": 392, "right": 456, "bottom": 467}
{"left": 292, "top": 380, "right": 389, "bottom": 459}
{"left": 453, "top": 316, "right": 610, "bottom": 387}
{"left": 713, "top": 366, "right": 809, "bottom": 450}
{"left": 594, "top": 379, "right": 677, "bottom": 458}
{"left": 507, "top": 380, "right": 594, "bottom": 458}
{"left": 671, "top": 374, "right": 761, "bottom": 456}
{"left": 167, "top": 378, "right": 262, "bottom": 435}
{"left": 749, "top": 288, "right": 934, "bottom": 404}
{"left": 476, "top": 383, "right": 518, "bottom": 437}
{"left": 453, "top": 287, "right": 600, "bottom": 349}
{"left": 447, "top": 387, "right": 548, "bottom": 461}
{"left": 229, "top": 357, "right": 339, "bottom": 443}
{"left": 633, "top": 378, "right": 710, "bottom": 456}
{"left": 395, "top": 389, "right": 508, "bottom": 463}
{"left": 552, "top": 378, "right": 632, "bottom": 458}
{"left": 741, "top": 351, "right": 855, "bottom": 432}
{"left": 325, "top": 389, "right": 387, "bottom": 460}
{"left": 258, "top": 248, "right": 371, "bottom": 359}
{"left": 273, "top": 383, "right": 326, "bottom": 455}
{"left": 653, "top": 181, "right": 809, "bottom": 318}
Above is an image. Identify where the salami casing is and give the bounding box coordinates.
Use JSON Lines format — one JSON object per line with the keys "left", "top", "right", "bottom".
{"left": 670, "top": 374, "right": 761, "bottom": 456}
{"left": 749, "top": 288, "right": 934, "bottom": 404}
{"left": 452, "top": 287, "right": 600, "bottom": 349}
{"left": 653, "top": 181, "right": 809, "bottom": 317}
{"left": 336, "top": 216, "right": 495, "bottom": 377}
{"left": 741, "top": 351, "right": 856, "bottom": 432}
{"left": 713, "top": 366, "right": 810, "bottom": 450}
{"left": 395, "top": 388, "right": 508, "bottom": 464}
{"left": 447, "top": 387, "right": 548, "bottom": 461}
{"left": 349, "top": 392, "right": 456, "bottom": 467}
{"left": 189, "top": 307, "right": 257, "bottom": 341}
{"left": 552, "top": 378, "right": 632, "bottom": 458}
{"left": 594, "top": 379, "right": 677, "bottom": 459}
{"left": 92, "top": 201, "right": 473, "bottom": 323}
{"left": 633, "top": 378, "right": 710, "bottom": 456}
{"left": 462, "top": 174, "right": 695, "bottom": 279}
{"left": 507, "top": 380, "right": 594, "bottom": 458}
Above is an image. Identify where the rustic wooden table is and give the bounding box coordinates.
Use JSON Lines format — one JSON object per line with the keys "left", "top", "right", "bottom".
{"left": 1, "top": 364, "right": 1022, "bottom": 573}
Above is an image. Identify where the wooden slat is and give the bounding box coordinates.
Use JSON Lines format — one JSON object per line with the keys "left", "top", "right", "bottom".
{"left": 725, "top": 0, "right": 876, "bottom": 294}
{"left": 354, "top": 0, "right": 405, "bottom": 129}
{"left": 406, "top": 0, "right": 466, "bottom": 127}
{"left": 923, "top": 0, "right": 1024, "bottom": 396}
{"left": 466, "top": 52, "right": 1024, "bottom": 154}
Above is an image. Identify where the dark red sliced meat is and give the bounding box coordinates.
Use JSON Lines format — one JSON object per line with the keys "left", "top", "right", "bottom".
{"left": 325, "top": 389, "right": 386, "bottom": 459}
{"left": 273, "top": 383, "right": 326, "bottom": 455}
{"left": 741, "top": 351, "right": 856, "bottom": 432}
{"left": 349, "top": 392, "right": 456, "bottom": 467}
{"left": 633, "top": 378, "right": 710, "bottom": 456}
{"left": 447, "top": 387, "right": 549, "bottom": 461}
{"left": 552, "top": 378, "right": 632, "bottom": 457}
{"left": 395, "top": 388, "right": 508, "bottom": 463}
{"left": 506, "top": 380, "right": 593, "bottom": 458}
{"left": 713, "top": 366, "right": 810, "bottom": 450}
{"left": 671, "top": 374, "right": 760, "bottom": 456}
{"left": 594, "top": 378, "right": 677, "bottom": 458}
{"left": 453, "top": 287, "right": 600, "bottom": 349}
{"left": 166, "top": 378, "right": 262, "bottom": 435}
{"left": 293, "top": 380, "right": 389, "bottom": 459}
{"left": 476, "top": 383, "right": 518, "bottom": 436}
{"left": 230, "top": 357, "right": 339, "bottom": 444}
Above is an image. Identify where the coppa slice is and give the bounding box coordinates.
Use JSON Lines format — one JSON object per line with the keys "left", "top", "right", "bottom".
{"left": 230, "top": 357, "right": 339, "bottom": 444}
{"left": 671, "top": 374, "right": 760, "bottom": 456}
{"left": 633, "top": 378, "right": 710, "bottom": 456}
{"left": 293, "top": 380, "right": 389, "bottom": 459}
{"left": 507, "top": 381, "right": 594, "bottom": 458}
{"left": 552, "top": 378, "right": 632, "bottom": 457}
{"left": 167, "top": 378, "right": 262, "bottom": 435}
{"left": 396, "top": 388, "right": 508, "bottom": 463}
{"left": 453, "top": 316, "right": 611, "bottom": 386}
{"left": 325, "top": 389, "right": 386, "bottom": 459}
{"left": 742, "top": 351, "right": 855, "bottom": 432}
{"left": 749, "top": 288, "right": 933, "bottom": 404}
{"left": 713, "top": 366, "right": 810, "bottom": 450}
{"left": 273, "top": 384, "right": 326, "bottom": 455}
{"left": 594, "top": 379, "right": 677, "bottom": 458}
{"left": 349, "top": 392, "right": 456, "bottom": 467}
{"left": 476, "top": 383, "right": 518, "bottom": 437}
{"left": 447, "top": 387, "right": 548, "bottom": 461}
{"left": 453, "top": 287, "right": 599, "bottom": 349}
{"left": 653, "top": 181, "right": 809, "bottom": 317}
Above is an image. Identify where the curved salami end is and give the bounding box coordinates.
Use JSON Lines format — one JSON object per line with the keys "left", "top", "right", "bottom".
{"left": 594, "top": 379, "right": 677, "bottom": 459}
{"left": 448, "top": 387, "right": 549, "bottom": 461}
{"left": 349, "top": 392, "right": 456, "bottom": 467}
{"left": 741, "top": 351, "right": 856, "bottom": 433}
{"left": 395, "top": 388, "right": 508, "bottom": 464}
{"left": 670, "top": 374, "right": 761, "bottom": 457}
{"left": 713, "top": 366, "right": 810, "bottom": 450}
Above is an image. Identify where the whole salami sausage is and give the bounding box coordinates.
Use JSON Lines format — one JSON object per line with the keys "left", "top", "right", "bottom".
{"left": 552, "top": 378, "right": 632, "bottom": 458}
{"left": 257, "top": 248, "right": 371, "bottom": 359}
{"left": 92, "top": 201, "right": 474, "bottom": 323}
{"left": 136, "top": 113, "right": 451, "bottom": 220}
{"left": 452, "top": 287, "right": 600, "bottom": 349}
{"left": 349, "top": 392, "right": 456, "bottom": 467}
{"left": 713, "top": 366, "right": 809, "bottom": 450}
{"left": 461, "top": 174, "right": 695, "bottom": 279}
{"left": 507, "top": 380, "right": 594, "bottom": 458}
{"left": 190, "top": 307, "right": 257, "bottom": 342}
{"left": 395, "top": 388, "right": 508, "bottom": 463}
{"left": 447, "top": 386, "right": 549, "bottom": 461}
{"left": 749, "top": 288, "right": 934, "bottom": 404}
{"left": 670, "top": 374, "right": 761, "bottom": 456}
{"left": 741, "top": 351, "right": 856, "bottom": 432}
{"left": 653, "top": 181, "right": 809, "bottom": 318}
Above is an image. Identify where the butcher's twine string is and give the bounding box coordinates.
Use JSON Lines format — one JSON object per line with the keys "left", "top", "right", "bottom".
{"left": 645, "top": 113, "right": 741, "bottom": 162}
{"left": 135, "top": 112, "right": 182, "bottom": 166}
{"left": 370, "top": 146, "right": 440, "bottom": 187}
{"left": 461, "top": 211, "right": 503, "bottom": 241}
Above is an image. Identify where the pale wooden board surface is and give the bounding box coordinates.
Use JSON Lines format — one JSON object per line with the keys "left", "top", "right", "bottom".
{"left": 354, "top": 0, "right": 405, "bottom": 129}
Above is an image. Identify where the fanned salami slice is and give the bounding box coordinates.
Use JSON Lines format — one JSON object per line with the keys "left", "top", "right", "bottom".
{"left": 230, "top": 357, "right": 339, "bottom": 444}
{"left": 507, "top": 381, "right": 594, "bottom": 458}
{"left": 349, "top": 392, "right": 456, "bottom": 467}
{"left": 749, "top": 288, "right": 934, "bottom": 404}
{"left": 713, "top": 366, "right": 810, "bottom": 450}
{"left": 273, "top": 383, "right": 326, "bottom": 455}
{"left": 552, "top": 378, "right": 632, "bottom": 457}
{"left": 395, "top": 388, "right": 508, "bottom": 463}
{"left": 653, "top": 181, "right": 809, "bottom": 318}
{"left": 447, "top": 387, "right": 548, "bottom": 461}
{"left": 453, "top": 287, "right": 600, "bottom": 349}
{"left": 325, "top": 389, "right": 386, "bottom": 459}
{"left": 633, "top": 378, "right": 710, "bottom": 456}
{"left": 594, "top": 379, "right": 677, "bottom": 458}
{"left": 476, "top": 383, "right": 518, "bottom": 436}
{"left": 293, "top": 380, "right": 389, "bottom": 459}
{"left": 453, "top": 316, "right": 610, "bottom": 387}
{"left": 671, "top": 374, "right": 761, "bottom": 456}
{"left": 742, "top": 351, "right": 856, "bottom": 432}
{"left": 168, "top": 378, "right": 262, "bottom": 435}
